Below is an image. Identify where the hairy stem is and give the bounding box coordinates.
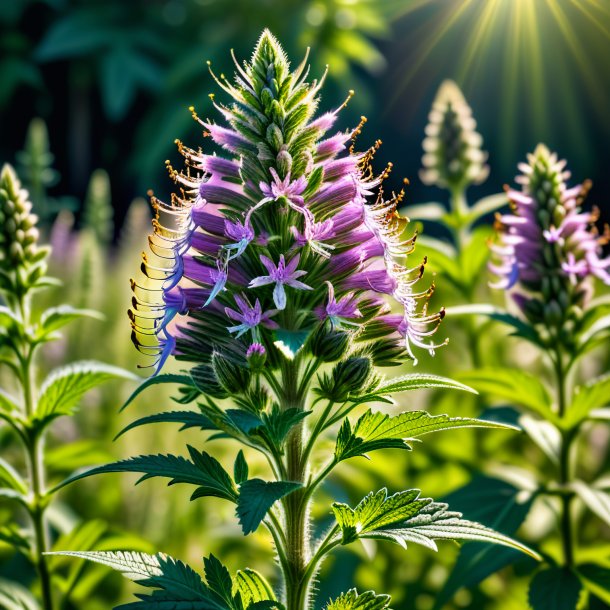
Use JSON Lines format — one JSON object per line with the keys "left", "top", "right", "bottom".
{"left": 18, "top": 295, "right": 54, "bottom": 610}
{"left": 554, "top": 349, "right": 574, "bottom": 568}
{"left": 281, "top": 360, "right": 311, "bottom": 610}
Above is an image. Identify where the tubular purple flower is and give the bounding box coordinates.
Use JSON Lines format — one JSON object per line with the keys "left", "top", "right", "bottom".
{"left": 490, "top": 144, "right": 610, "bottom": 330}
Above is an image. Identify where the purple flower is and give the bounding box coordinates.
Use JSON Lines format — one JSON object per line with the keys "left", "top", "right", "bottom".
{"left": 315, "top": 282, "right": 361, "bottom": 327}
{"left": 291, "top": 218, "right": 336, "bottom": 258}
{"left": 224, "top": 219, "right": 254, "bottom": 260}
{"left": 249, "top": 253, "right": 312, "bottom": 310}
{"left": 225, "top": 294, "right": 279, "bottom": 339}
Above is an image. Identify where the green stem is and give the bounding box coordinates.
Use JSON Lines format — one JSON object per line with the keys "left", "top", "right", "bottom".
{"left": 281, "top": 360, "right": 311, "bottom": 610}
{"left": 554, "top": 349, "right": 574, "bottom": 569}
{"left": 18, "top": 295, "right": 54, "bottom": 610}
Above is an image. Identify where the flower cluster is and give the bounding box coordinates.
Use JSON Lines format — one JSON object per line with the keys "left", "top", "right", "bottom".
{"left": 130, "top": 30, "right": 445, "bottom": 379}
{"left": 420, "top": 80, "right": 488, "bottom": 192}
{"left": 0, "top": 164, "right": 48, "bottom": 297}
{"left": 490, "top": 144, "right": 610, "bottom": 329}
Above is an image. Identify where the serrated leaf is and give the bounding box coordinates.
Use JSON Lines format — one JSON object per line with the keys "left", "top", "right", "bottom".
{"left": 332, "top": 489, "right": 430, "bottom": 543}
{"left": 50, "top": 551, "right": 221, "bottom": 606}
{"left": 53, "top": 448, "right": 237, "bottom": 502}
{"left": 37, "top": 305, "right": 103, "bottom": 338}
{"left": 35, "top": 361, "right": 137, "bottom": 424}
{"left": 0, "top": 457, "right": 28, "bottom": 494}
{"left": 458, "top": 368, "right": 555, "bottom": 421}
{"left": 121, "top": 374, "right": 195, "bottom": 412}
{"left": 237, "top": 479, "right": 302, "bottom": 535}
{"left": 335, "top": 409, "right": 515, "bottom": 461}
{"left": 259, "top": 406, "right": 311, "bottom": 449}
{"left": 234, "top": 569, "right": 277, "bottom": 606}
{"left": 572, "top": 481, "right": 610, "bottom": 528}
{"left": 333, "top": 488, "right": 539, "bottom": 558}
{"left": 326, "top": 589, "right": 391, "bottom": 610}
{"left": 234, "top": 451, "right": 249, "bottom": 485}
{"left": 528, "top": 567, "right": 582, "bottom": 610}
{"left": 203, "top": 555, "right": 235, "bottom": 608}
{"left": 116, "top": 411, "right": 217, "bottom": 439}
{"left": 369, "top": 374, "right": 477, "bottom": 399}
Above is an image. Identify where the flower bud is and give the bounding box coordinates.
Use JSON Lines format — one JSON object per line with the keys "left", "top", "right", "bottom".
{"left": 309, "top": 326, "right": 350, "bottom": 362}
{"left": 246, "top": 343, "right": 267, "bottom": 371}
{"left": 319, "top": 356, "right": 372, "bottom": 402}
{"left": 212, "top": 352, "right": 251, "bottom": 393}
{"left": 190, "top": 364, "right": 228, "bottom": 399}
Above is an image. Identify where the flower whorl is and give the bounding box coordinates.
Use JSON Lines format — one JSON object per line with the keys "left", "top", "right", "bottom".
{"left": 490, "top": 144, "right": 610, "bottom": 331}
{"left": 129, "top": 30, "right": 445, "bottom": 377}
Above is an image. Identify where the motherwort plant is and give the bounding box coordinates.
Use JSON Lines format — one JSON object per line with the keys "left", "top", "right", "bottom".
{"left": 0, "top": 164, "right": 135, "bottom": 610}
{"left": 459, "top": 145, "right": 610, "bottom": 608}
{"left": 58, "top": 32, "right": 537, "bottom": 610}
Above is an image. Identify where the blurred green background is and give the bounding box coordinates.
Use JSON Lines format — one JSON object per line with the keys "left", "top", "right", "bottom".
{"left": 1, "top": 1, "right": 610, "bottom": 609}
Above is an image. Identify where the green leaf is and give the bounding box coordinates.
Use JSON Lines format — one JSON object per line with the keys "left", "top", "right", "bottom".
{"left": 458, "top": 227, "right": 493, "bottom": 288}
{"left": 203, "top": 555, "right": 235, "bottom": 608}
{"left": 121, "top": 373, "right": 195, "bottom": 411}
{"left": 519, "top": 414, "right": 561, "bottom": 465}
{"left": 237, "top": 479, "right": 302, "bottom": 535}
{"left": 234, "top": 569, "right": 277, "bottom": 607}
{"left": 464, "top": 192, "right": 507, "bottom": 224}
{"left": 333, "top": 488, "right": 540, "bottom": 558}
{"left": 0, "top": 524, "right": 31, "bottom": 552}
{"left": 572, "top": 481, "right": 610, "bottom": 528}
{"left": 49, "top": 551, "right": 222, "bottom": 607}
{"left": 35, "top": 361, "right": 137, "bottom": 424}
{"left": 528, "top": 567, "right": 582, "bottom": 610}
{"left": 326, "top": 589, "right": 391, "bottom": 610}
{"left": 115, "top": 411, "right": 217, "bottom": 439}
{"left": 35, "top": 11, "right": 114, "bottom": 61}
{"left": 335, "top": 409, "right": 515, "bottom": 461}
{"left": 37, "top": 305, "right": 103, "bottom": 339}
{"left": 444, "top": 304, "right": 543, "bottom": 346}
{"left": 332, "top": 489, "right": 429, "bottom": 544}
{"left": 54, "top": 448, "right": 237, "bottom": 502}
{"left": 234, "top": 451, "right": 249, "bottom": 485}
{"left": 273, "top": 329, "right": 311, "bottom": 360}
{"left": 458, "top": 368, "right": 555, "bottom": 421}
{"left": 0, "top": 457, "right": 28, "bottom": 494}
{"left": 0, "top": 578, "right": 40, "bottom": 610}
{"left": 402, "top": 202, "right": 446, "bottom": 221}
{"left": 434, "top": 476, "right": 537, "bottom": 609}
{"left": 0, "top": 387, "right": 20, "bottom": 413}
{"left": 259, "top": 406, "right": 311, "bottom": 449}
{"left": 578, "top": 564, "right": 610, "bottom": 605}
{"left": 367, "top": 374, "right": 477, "bottom": 399}
{"left": 100, "top": 46, "right": 138, "bottom": 121}
{"left": 566, "top": 374, "right": 610, "bottom": 428}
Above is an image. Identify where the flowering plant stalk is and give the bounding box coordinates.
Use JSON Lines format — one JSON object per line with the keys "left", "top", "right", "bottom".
{"left": 454, "top": 145, "right": 610, "bottom": 608}
{"left": 56, "top": 32, "right": 538, "bottom": 610}
{"left": 0, "top": 164, "right": 135, "bottom": 609}
{"left": 407, "top": 80, "right": 507, "bottom": 306}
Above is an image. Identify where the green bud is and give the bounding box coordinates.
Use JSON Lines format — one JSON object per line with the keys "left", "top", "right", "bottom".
{"left": 323, "top": 356, "right": 372, "bottom": 402}
{"left": 212, "top": 352, "right": 251, "bottom": 393}
{"left": 310, "top": 326, "right": 350, "bottom": 362}
{"left": 190, "top": 364, "right": 228, "bottom": 399}
{"left": 266, "top": 123, "right": 284, "bottom": 151}
{"left": 276, "top": 148, "right": 293, "bottom": 177}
